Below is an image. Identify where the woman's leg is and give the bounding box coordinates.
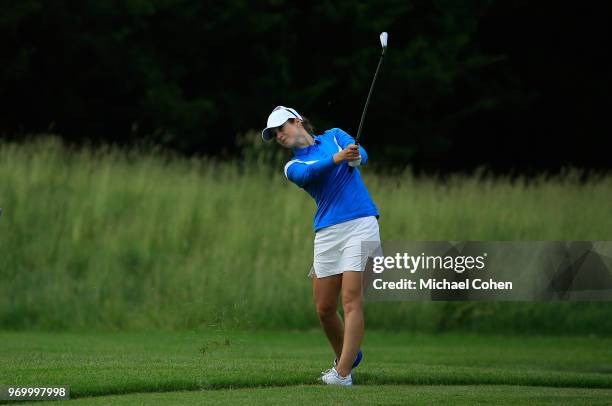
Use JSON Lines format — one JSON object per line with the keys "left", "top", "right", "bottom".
{"left": 312, "top": 274, "right": 344, "bottom": 360}
{"left": 335, "top": 271, "right": 364, "bottom": 377}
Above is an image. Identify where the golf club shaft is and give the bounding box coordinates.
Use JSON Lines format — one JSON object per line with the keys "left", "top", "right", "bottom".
{"left": 355, "top": 48, "right": 386, "bottom": 144}
{"left": 349, "top": 47, "right": 386, "bottom": 172}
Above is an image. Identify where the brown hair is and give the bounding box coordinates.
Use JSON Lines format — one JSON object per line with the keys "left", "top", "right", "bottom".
{"left": 289, "top": 117, "right": 315, "bottom": 136}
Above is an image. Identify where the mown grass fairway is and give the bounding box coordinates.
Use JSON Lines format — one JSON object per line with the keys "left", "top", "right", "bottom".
{"left": 12, "top": 385, "right": 612, "bottom": 405}
{"left": 1, "top": 330, "right": 611, "bottom": 404}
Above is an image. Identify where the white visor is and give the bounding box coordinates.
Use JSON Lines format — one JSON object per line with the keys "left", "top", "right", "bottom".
{"left": 261, "top": 106, "right": 303, "bottom": 141}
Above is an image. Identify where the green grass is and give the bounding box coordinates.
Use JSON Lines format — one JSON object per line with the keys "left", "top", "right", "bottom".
{"left": 1, "top": 137, "right": 612, "bottom": 332}
{"left": 1, "top": 330, "right": 611, "bottom": 405}
{"left": 14, "top": 385, "right": 612, "bottom": 405}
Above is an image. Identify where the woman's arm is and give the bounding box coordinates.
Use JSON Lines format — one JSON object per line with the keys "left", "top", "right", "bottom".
{"left": 285, "top": 157, "right": 336, "bottom": 187}
{"left": 330, "top": 128, "right": 369, "bottom": 165}
{"left": 285, "top": 145, "right": 359, "bottom": 187}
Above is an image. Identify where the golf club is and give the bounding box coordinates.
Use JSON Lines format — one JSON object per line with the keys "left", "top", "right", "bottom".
{"left": 349, "top": 31, "right": 388, "bottom": 170}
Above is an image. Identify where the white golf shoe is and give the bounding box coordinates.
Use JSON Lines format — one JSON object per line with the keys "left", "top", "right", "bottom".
{"left": 320, "top": 367, "right": 352, "bottom": 386}
{"left": 320, "top": 349, "right": 362, "bottom": 376}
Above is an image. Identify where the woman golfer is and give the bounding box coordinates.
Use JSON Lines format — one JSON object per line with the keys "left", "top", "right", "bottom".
{"left": 262, "top": 106, "right": 380, "bottom": 386}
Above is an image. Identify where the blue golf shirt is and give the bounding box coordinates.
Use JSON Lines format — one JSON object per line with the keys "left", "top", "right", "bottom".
{"left": 283, "top": 128, "right": 379, "bottom": 232}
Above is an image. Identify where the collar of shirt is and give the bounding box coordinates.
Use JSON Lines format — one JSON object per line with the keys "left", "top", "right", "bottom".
{"left": 293, "top": 136, "right": 322, "bottom": 157}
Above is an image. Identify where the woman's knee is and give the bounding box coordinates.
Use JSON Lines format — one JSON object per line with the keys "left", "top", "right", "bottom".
{"left": 316, "top": 302, "right": 337, "bottom": 320}
{"left": 342, "top": 293, "right": 363, "bottom": 315}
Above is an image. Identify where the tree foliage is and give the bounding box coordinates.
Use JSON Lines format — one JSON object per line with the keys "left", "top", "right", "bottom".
{"left": 1, "top": 0, "right": 609, "bottom": 173}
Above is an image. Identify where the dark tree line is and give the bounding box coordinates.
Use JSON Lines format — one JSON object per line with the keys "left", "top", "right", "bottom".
{"left": 1, "top": 0, "right": 610, "bottom": 174}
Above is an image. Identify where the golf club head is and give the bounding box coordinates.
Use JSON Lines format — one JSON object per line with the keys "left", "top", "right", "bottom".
{"left": 380, "top": 32, "right": 388, "bottom": 49}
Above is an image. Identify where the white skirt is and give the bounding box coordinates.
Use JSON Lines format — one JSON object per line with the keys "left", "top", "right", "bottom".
{"left": 308, "top": 216, "right": 381, "bottom": 279}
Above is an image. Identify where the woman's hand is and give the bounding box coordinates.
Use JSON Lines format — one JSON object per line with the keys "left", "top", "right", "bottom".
{"left": 333, "top": 144, "right": 361, "bottom": 165}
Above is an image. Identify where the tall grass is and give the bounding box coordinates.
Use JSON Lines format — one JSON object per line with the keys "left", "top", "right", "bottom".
{"left": 1, "top": 136, "right": 611, "bottom": 333}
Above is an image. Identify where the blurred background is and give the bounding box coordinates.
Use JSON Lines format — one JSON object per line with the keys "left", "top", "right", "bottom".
{"left": 2, "top": 0, "right": 610, "bottom": 174}
{"left": 1, "top": 0, "right": 611, "bottom": 335}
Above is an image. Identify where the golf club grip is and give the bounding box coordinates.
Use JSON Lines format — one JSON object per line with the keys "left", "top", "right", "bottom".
{"left": 348, "top": 142, "right": 360, "bottom": 172}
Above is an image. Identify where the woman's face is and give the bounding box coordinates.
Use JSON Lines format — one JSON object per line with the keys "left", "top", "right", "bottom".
{"left": 273, "top": 119, "right": 302, "bottom": 148}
